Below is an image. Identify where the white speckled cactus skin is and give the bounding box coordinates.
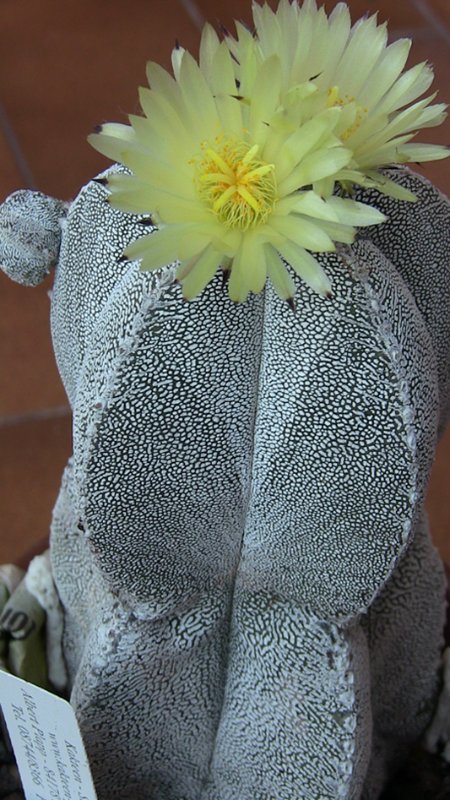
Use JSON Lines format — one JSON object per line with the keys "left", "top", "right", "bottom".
{"left": 0, "top": 167, "right": 449, "bottom": 799}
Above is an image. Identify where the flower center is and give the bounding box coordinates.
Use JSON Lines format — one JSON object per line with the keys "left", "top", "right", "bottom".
{"left": 195, "top": 139, "right": 277, "bottom": 230}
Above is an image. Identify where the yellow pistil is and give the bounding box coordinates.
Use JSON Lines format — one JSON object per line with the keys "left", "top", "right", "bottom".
{"left": 196, "top": 139, "right": 277, "bottom": 230}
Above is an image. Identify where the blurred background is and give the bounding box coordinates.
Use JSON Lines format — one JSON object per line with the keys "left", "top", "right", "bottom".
{"left": 0, "top": 0, "right": 449, "bottom": 566}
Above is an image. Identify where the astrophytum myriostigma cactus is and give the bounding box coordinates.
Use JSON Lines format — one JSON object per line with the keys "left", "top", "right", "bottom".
{"left": 0, "top": 164, "right": 449, "bottom": 800}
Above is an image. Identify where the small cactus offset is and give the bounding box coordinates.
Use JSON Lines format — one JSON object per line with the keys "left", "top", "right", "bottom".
{"left": 0, "top": 190, "right": 67, "bottom": 287}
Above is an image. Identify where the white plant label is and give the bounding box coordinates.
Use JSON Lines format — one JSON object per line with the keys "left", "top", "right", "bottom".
{"left": 0, "top": 670, "right": 97, "bottom": 800}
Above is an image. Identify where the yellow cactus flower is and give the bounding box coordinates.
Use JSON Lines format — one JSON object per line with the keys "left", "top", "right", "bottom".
{"left": 89, "top": 25, "right": 386, "bottom": 304}
{"left": 228, "top": 0, "right": 449, "bottom": 201}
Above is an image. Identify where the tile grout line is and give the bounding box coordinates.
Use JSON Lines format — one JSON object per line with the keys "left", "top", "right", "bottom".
{"left": 413, "top": 0, "right": 450, "bottom": 47}
{"left": 0, "top": 405, "right": 71, "bottom": 430}
{"left": 0, "top": 100, "right": 37, "bottom": 190}
{"left": 176, "top": 0, "right": 205, "bottom": 31}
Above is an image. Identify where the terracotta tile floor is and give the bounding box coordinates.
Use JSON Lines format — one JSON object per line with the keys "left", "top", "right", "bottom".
{"left": 0, "top": 0, "right": 449, "bottom": 566}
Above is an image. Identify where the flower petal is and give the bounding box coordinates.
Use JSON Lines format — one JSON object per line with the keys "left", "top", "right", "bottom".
{"left": 318, "top": 3, "right": 352, "bottom": 86}
{"left": 249, "top": 54, "right": 283, "bottom": 144}
{"left": 123, "top": 149, "right": 194, "bottom": 194}
{"left": 124, "top": 227, "right": 177, "bottom": 269}
{"left": 278, "top": 146, "right": 351, "bottom": 196}
{"left": 138, "top": 88, "right": 183, "bottom": 137}
{"left": 276, "top": 240, "right": 332, "bottom": 296}
{"left": 326, "top": 196, "right": 386, "bottom": 226}
{"left": 313, "top": 219, "right": 355, "bottom": 244}
{"left": 365, "top": 171, "right": 419, "bottom": 201}
{"left": 146, "top": 61, "right": 182, "bottom": 107}
{"left": 242, "top": 234, "right": 267, "bottom": 294}
{"left": 88, "top": 125, "right": 136, "bottom": 162}
{"left": 264, "top": 244, "right": 296, "bottom": 300}
{"left": 268, "top": 214, "right": 336, "bottom": 252}
{"left": 178, "top": 244, "right": 223, "bottom": 299}
{"left": 357, "top": 96, "right": 439, "bottom": 156}
{"left": 376, "top": 62, "right": 434, "bottom": 116}
{"left": 235, "top": 22, "right": 263, "bottom": 97}
{"left": 124, "top": 224, "right": 210, "bottom": 269}
{"left": 398, "top": 142, "right": 450, "bottom": 162}
{"left": 171, "top": 44, "right": 186, "bottom": 82}
{"left": 199, "top": 23, "right": 221, "bottom": 79}
{"left": 228, "top": 245, "right": 250, "bottom": 303}
{"left": 178, "top": 51, "right": 221, "bottom": 138}
{"left": 358, "top": 38, "right": 411, "bottom": 109}
{"left": 272, "top": 108, "right": 341, "bottom": 180}
{"left": 334, "top": 16, "right": 388, "bottom": 97}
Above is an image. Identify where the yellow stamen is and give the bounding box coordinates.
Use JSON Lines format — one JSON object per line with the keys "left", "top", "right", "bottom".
{"left": 245, "top": 164, "right": 275, "bottom": 179}
{"left": 205, "top": 148, "right": 234, "bottom": 177}
{"left": 213, "top": 185, "right": 238, "bottom": 211}
{"left": 242, "top": 144, "right": 260, "bottom": 164}
{"left": 237, "top": 186, "right": 260, "bottom": 212}
{"left": 195, "top": 138, "right": 277, "bottom": 230}
{"left": 200, "top": 172, "right": 231, "bottom": 183}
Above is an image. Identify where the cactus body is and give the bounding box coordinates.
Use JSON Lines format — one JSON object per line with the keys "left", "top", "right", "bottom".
{"left": 1, "top": 168, "right": 449, "bottom": 799}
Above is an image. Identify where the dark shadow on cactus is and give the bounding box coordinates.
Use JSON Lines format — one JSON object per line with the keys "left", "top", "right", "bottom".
{"left": 381, "top": 747, "right": 450, "bottom": 800}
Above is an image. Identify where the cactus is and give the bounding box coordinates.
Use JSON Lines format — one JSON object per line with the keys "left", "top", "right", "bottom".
{"left": 1, "top": 166, "right": 449, "bottom": 799}
{"left": 0, "top": 190, "right": 67, "bottom": 287}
